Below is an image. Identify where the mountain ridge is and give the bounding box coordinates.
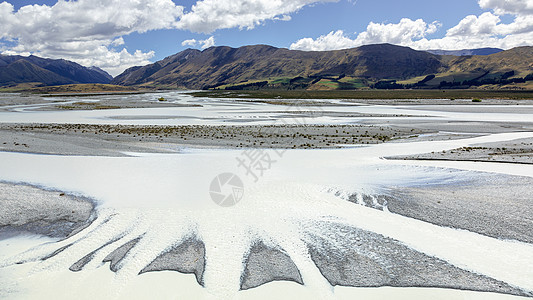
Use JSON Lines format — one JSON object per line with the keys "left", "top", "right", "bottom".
{"left": 0, "top": 55, "right": 112, "bottom": 87}
{"left": 2, "top": 44, "right": 531, "bottom": 90}
{"left": 112, "top": 44, "right": 445, "bottom": 89}
{"left": 111, "top": 44, "right": 533, "bottom": 90}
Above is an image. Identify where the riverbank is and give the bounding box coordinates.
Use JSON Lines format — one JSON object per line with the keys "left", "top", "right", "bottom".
{"left": 0, "top": 123, "right": 431, "bottom": 155}
{"left": 187, "top": 89, "right": 533, "bottom": 101}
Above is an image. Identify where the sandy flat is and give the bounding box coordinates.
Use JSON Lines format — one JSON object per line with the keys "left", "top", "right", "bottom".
{"left": 1, "top": 92, "right": 533, "bottom": 299}
{"left": 0, "top": 182, "right": 94, "bottom": 238}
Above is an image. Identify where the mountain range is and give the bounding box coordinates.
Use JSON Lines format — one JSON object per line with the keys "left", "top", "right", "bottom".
{"left": 111, "top": 44, "right": 533, "bottom": 90}
{"left": 0, "top": 55, "right": 112, "bottom": 87}
{"left": 112, "top": 44, "right": 442, "bottom": 89}
{"left": 2, "top": 44, "right": 531, "bottom": 90}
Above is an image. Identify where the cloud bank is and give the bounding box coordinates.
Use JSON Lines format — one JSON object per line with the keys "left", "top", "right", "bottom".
{"left": 290, "top": 19, "right": 440, "bottom": 51}
{"left": 177, "top": 0, "right": 335, "bottom": 33}
{"left": 0, "top": 0, "right": 332, "bottom": 76}
{"left": 291, "top": 0, "right": 533, "bottom": 51}
{"left": 1, "top": 0, "right": 532, "bottom": 76}
{"left": 0, "top": 0, "right": 186, "bottom": 76}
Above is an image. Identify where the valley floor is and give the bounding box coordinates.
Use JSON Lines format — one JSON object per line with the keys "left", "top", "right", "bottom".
{"left": 0, "top": 91, "right": 532, "bottom": 300}
{"left": 188, "top": 89, "right": 533, "bottom": 101}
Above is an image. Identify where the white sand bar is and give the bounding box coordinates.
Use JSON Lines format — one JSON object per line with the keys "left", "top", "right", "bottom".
{"left": 1, "top": 131, "right": 533, "bottom": 299}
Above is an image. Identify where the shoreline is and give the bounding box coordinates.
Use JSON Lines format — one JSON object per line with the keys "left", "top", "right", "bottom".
{"left": 387, "top": 157, "right": 533, "bottom": 165}
{"left": 1, "top": 123, "right": 531, "bottom": 164}
{"left": 0, "top": 123, "right": 431, "bottom": 156}
{"left": 387, "top": 136, "right": 533, "bottom": 164}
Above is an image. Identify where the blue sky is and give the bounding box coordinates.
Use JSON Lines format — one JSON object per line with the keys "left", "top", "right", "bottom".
{"left": 1, "top": 0, "right": 532, "bottom": 76}
{"left": 122, "top": 0, "right": 486, "bottom": 60}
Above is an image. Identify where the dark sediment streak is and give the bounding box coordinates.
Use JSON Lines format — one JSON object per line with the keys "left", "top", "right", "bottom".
{"left": 385, "top": 174, "right": 533, "bottom": 244}
{"left": 0, "top": 182, "right": 96, "bottom": 239}
{"left": 69, "top": 233, "right": 130, "bottom": 272}
{"left": 103, "top": 238, "right": 141, "bottom": 272}
{"left": 240, "top": 241, "right": 303, "bottom": 290}
{"left": 305, "top": 224, "right": 531, "bottom": 297}
{"left": 139, "top": 237, "right": 206, "bottom": 286}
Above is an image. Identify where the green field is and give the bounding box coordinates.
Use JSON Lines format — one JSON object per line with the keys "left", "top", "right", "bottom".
{"left": 188, "top": 89, "right": 533, "bottom": 100}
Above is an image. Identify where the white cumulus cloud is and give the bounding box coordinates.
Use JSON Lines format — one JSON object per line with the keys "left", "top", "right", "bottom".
{"left": 200, "top": 36, "right": 216, "bottom": 49}
{"left": 111, "top": 37, "right": 125, "bottom": 47}
{"left": 177, "top": 0, "right": 337, "bottom": 33}
{"left": 0, "top": 0, "right": 184, "bottom": 76}
{"left": 289, "top": 30, "right": 358, "bottom": 51}
{"left": 290, "top": 19, "right": 440, "bottom": 51}
{"left": 355, "top": 18, "right": 440, "bottom": 46}
{"left": 181, "top": 36, "right": 216, "bottom": 49}
{"left": 478, "top": 0, "right": 533, "bottom": 15}
{"left": 0, "top": 0, "right": 335, "bottom": 76}
{"left": 182, "top": 39, "right": 198, "bottom": 47}
{"left": 291, "top": 0, "right": 533, "bottom": 51}
{"left": 414, "top": 0, "right": 533, "bottom": 50}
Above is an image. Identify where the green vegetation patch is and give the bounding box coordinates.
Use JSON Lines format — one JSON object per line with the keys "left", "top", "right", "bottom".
{"left": 188, "top": 89, "right": 533, "bottom": 100}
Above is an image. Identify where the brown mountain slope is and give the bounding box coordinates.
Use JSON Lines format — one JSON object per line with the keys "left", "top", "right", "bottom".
{"left": 112, "top": 44, "right": 444, "bottom": 89}
{"left": 0, "top": 54, "right": 113, "bottom": 87}
{"left": 446, "top": 46, "right": 533, "bottom": 76}
{"left": 111, "top": 44, "right": 533, "bottom": 90}
{"left": 0, "top": 59, "right": 74, "bottom": 86}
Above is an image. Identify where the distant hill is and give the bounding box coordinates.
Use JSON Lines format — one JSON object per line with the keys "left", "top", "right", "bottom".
{"left": 410, "top": 46, "right": 533, "bottom": 89}
{"left": 426, "top": 48, "right": 503, "bottom": 56}
{"left": 112, "top": 44, "right": 443, "bottom": 89}
{"left": 111, "top": 44, "right": 533, "bottom": 90}
{"left": 88, "top": 66, "right": 113, "bottom": 82}
{"left": 0, "top": 55, "right": 112, "bottom": 87}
